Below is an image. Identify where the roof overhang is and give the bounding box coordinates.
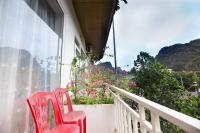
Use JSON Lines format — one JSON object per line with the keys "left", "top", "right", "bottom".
{"left": 72, "top": 0, "right": 117, "bottom": 60}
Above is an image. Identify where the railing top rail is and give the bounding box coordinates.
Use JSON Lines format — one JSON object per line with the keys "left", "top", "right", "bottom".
{"left": 105, "top": 83, "right": 200, "bottom": 133}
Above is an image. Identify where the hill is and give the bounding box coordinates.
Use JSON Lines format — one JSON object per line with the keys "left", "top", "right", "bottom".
{"left": 156, "top": 39, "right": 200, "bottom": 71}
{"left": 97, "top": 62, "right": 123, "bottom": 74}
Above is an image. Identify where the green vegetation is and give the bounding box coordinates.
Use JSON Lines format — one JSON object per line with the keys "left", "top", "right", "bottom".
{"left": 133, "top": 52, "right": 187, "bottom": 110}
{"left": 69, "top": 52, "right": 199, "bottom": 132}
{"left": 69, "top": 55, "right": 115, "bottom": 105}
{"left": 116, "top": 0, "right": 128, "bottom": 11}
{"left": 69, "top": 55, "right": 135, "bottom": 105}
{"left": 131, "top": 51, "right": 200, "bottom": 133}
{"left": 179, "top": 95, "right": 200, "bottom": 120}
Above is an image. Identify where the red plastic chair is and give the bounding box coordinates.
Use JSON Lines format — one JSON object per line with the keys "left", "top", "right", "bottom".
{"left": 53, "top": 88, "right": 86, "bottom": 133}
{"left": 26, "top": 92, "right": 80, "bottom": 133}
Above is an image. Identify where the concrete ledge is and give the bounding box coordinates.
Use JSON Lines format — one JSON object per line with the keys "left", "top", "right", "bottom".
{"left": 73, "top": 104, "right": 115, "bottom": 133}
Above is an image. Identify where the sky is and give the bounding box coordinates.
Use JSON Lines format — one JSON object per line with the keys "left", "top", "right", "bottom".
{"left": 99, "top": 0, "right": 200, "bottom": 71}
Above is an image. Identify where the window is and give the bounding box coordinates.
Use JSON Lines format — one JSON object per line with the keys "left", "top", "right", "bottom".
{"left": 75, "top": 38, "right": 86, "bottom": 57}
{"left": 75, "top": 38, "right": 81, "bottom": 56}
{"left": 25, "top": 0, "right": 56, "bottom": 30}
{"left": 0, "top": 0, "right": 63, "bottom": 132}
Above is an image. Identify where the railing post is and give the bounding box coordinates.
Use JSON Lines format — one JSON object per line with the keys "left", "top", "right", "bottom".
{"left": 117, "top": 99, "right": 121, "bottom": 133}
{"left": 108, "top": 84, "right": 200, "bottom": 133}
{"left": 116, "top": 94, "right": 122, "bottom": 133}
{"left": 139, "top": 104, "right": 147, "bottom": 133}
{"left": 151, "top": 112, "right": 161, "bottom": 133}
{"left": 114, "top": 96, "right": 118, "bottom": 132}
{"left": 124, "top": 109, "right": 128, "bottom": 133}
{"left": 132, "top": 115, "right": 139, "bottom": 133}
{"left": 127, "top": 112, "right": 133, "bottom": 133}
{"left": 121, "top": 103, "right": 125, "bottom": 133}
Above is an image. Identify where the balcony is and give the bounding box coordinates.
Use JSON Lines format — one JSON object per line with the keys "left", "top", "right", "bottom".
{"left": 72, "top": 84, "right": 200, "bottom": 133}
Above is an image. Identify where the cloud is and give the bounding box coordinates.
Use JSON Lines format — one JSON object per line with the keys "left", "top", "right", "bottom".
{"left": 100, "top": 0, "right": 200, "bottom": 70}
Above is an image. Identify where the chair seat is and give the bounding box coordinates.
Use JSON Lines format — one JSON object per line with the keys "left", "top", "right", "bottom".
{"left": 46, "top": 124, "right": 79, "bottom": 133}
{"left": 63, "top": 111, "right": 86, "bottom": 123}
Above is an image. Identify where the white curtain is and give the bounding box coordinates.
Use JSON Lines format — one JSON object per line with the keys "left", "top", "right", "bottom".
{"left": 0, "top": 0, "right": 61, "bottom": 132}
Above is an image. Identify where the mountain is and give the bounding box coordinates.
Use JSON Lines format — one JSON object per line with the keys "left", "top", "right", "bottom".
{"left": 156, "top": 39, "right": 200, "bottom": 71}
{"left": 97, "top": 62, "right": 124, "bottom": 74}
{"left": 97, "top": 62, "right": 113, "bottom": 69}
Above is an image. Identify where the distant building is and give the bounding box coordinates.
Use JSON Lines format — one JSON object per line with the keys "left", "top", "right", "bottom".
{"left": 188, "top": 81, "right": 200, "bottom": 96}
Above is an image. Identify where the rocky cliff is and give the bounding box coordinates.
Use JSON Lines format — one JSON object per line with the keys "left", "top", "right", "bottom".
{"left": 156, "top": 39, "right": 200, "bottom": 71}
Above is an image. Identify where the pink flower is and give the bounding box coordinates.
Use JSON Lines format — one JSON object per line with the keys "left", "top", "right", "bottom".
{"left": 67, "top": 82, "right": 73, "bottom": 87}
{"left": 129, "top": 80, "right": 136, "bottom": 88}
{"left": 79, "top": 89, "right": 88, "bottom": 96}
{"left": 90, "top": 91, "right": 97, "bottom": 98}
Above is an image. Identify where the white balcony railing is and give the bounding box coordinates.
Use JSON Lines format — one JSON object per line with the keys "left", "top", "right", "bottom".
{"left": 105, "top": 84, "right": 200, "bottom": 133}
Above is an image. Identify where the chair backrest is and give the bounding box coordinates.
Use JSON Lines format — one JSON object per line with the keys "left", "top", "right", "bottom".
{"left": 53, "top": 88, "right": 73, "bottom": 120}
{"left": 26, "top": 92, "right": 61, "bottom": 133}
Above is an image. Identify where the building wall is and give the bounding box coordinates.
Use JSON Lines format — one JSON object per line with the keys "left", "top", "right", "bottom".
{"left": 0, "top": 0, "right": 86, "bottom": 132}
{"left": 58, "top": 0, "right": 86, "bottom": 87}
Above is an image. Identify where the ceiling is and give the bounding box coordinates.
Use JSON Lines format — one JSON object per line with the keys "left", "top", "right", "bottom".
{"left": 72, "top": 0, "right": 116, "bottom": 60}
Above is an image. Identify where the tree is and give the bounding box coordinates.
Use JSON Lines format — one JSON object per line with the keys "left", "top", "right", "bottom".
{"left": 174, "top": 72, "right": 200, "bottom": 89}
{"left": 133, "top": 51, "right": 155, "bottom": 70}
{"left": 115, "top": 0, "right": 128, "bottom": 11}
{"left": 179, "top": 96, "right": 200, "bottom": 120}
{"left": 130, "top": 67, "right": 137, "bottom": 75}
{"left": 131, "top": 52, "right": 189, "bottom": 133}
{"left": 134, "top": 61, "right": 186, "bottom": 110}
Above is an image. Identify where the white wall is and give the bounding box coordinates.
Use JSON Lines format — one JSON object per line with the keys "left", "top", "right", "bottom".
{"left": 57, "top": 0, "right": 86, "bottom": 87}
{"left": 73, "top": 104, "right": 116, "bottom": 133}
{"left": 56, "top": 3, "right": 116, "bottom": 132}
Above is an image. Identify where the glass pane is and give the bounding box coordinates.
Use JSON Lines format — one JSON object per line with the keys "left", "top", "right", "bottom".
{"left": 0, "top": 0, "right": 62, "bottom": 132}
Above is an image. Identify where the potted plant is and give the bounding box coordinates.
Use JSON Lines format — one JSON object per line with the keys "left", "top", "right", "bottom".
{"left": 66, "top": 55, "right": 117, "bottom": 132}
{"left": 66, "top": 55, "right": 136, "bottom": 132}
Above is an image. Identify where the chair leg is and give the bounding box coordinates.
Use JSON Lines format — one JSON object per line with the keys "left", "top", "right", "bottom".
{"left": 78, "top": 120, "right": 83, "bottom": 133}
{"left": 84, "top": 117, "right": 86, "bottom": 133}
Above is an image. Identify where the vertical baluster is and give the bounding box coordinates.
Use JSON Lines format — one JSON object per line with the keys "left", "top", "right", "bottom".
{"left": 132, "top": 115, "right": 138, "bottom": 133}
{"left": 114, "top": 97, "right": 117, "bottom": 132}
{"left": 118, "top": 98, "right": 122, "bottom": 133}
{"left": 116, "top": 99, "right": 120, "bottom": 132}
{"left": 121, "top": 103, "right": 125, "bottom": 133}
{"left": 116, "top": 94, "right": 121, "bottom": 133}
{"left": 127, "top": 112, "right": 133, "bottom": 133}
{"left": 117, "top": 100, "right": 121, "bottom": 133}
{"left": 124, "top": 109, "right": 128, "bottom": 133}
{"left": 119, "top": 103, "right": 122, "bottom": 133}
{"left": 139, "top": 104, "right": 147, "bottom": 133}
{"left": 151, "top": 112, "right": 161, "bottom": 133}
{"left": 114, "top": 97, "right": 117, "bottom": 131}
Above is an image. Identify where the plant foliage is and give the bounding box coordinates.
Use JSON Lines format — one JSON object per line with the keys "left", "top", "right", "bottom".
{"left": 131, "top": 51, "right": 199, "bottom": 133}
